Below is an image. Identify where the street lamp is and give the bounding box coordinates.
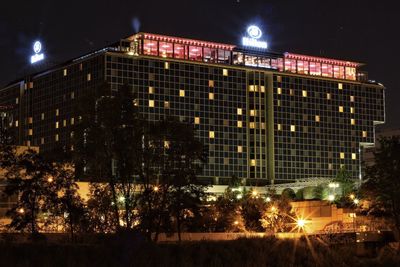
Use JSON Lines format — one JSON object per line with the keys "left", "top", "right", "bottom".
{"left": 328, "top": 194, "right": 335, "bottom": 201}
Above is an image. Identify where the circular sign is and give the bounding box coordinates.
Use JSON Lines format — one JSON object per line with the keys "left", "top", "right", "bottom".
{"left": 247, "top": 26, "right": 262, "bottom": 39}
{"left": 33, "top": 41, "right": 42, "bottom": 54}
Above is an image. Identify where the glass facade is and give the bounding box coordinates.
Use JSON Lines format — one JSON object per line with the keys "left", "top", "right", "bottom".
{"left": 0, "top": 32, "right": 385, "bottom": 185}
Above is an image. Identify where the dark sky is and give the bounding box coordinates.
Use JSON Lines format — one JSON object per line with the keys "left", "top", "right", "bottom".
{"left": 1, "top": 0, "right": 399, "bottom": 128}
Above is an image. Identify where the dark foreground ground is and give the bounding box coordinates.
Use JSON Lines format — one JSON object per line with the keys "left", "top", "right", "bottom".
{"left": 0, "top": 234, "right": 399, "bottom": 267}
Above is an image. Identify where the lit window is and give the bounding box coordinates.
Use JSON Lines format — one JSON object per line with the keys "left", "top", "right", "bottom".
{"left": 164, "top": 101, "right": 170, "bottom": 108}
{"left": 55, "top": 122, "right": 59, "bottom": 129}
{"left": 237, "top": 108, "right": 242, "bottom": 115}
{"left": 224, "top": 158, "right": 229, "bottom": 165}
{"left": 277, "top": 100, "right": 281, "bottom": 107}
{"left": 41, "top": 138, "right": 44, "bottom": 145}
{"left": 149, "top": 87, "right": 154, "bottom": 94}
{"left": 56, "top": 109, "right": 59, "bottom": 116}
{"left": 209, "top": 92, "right": 214, "bottom": 100}
{"left": 277, "top": 87, "right": 282, "bottom": 94}
{"left": 28, "top": 129, "right": 33, "bottom": 136}
{"left": 290, "top": 125, "right": 296, "bottom": 132}
{"left": 351, "top": 119, "right": 356, "bottom": 125}
{"left": 362, "top": 131, "right": 367, "bottom": 138}
{"left": 250, "top": 159, "right": 256, "bottom": 166}
{"left": 209, "top": 80, "right": 214, "bottom": 87}
{"left": 350, "top": 95, "right": 355, "bottom": 102}
{"left": 79, "top": 63, "right": 83, "bottom": 71}
{"left": 27, "top": 141, "right": 31, "bottom": 147}
{"left": 328, "top": 163, "right": 333, "bottom": 170}
{"left": 15, "top": 120, "right": 18, "bottom": 127}
{"left": 71, "top": 118, "right": 75, "bottom": 125}
{"left": 315, "top": 115, "right": 320, "bottom": 122}
{"left": 209, "top": 131, "right": 215, "bottom": 139}
{"left": 352, "top": 153, "right": 357, "bottom": 160}
{"left": 63, "top": 119, "right": 67, "bottom": 127}
{"left": 327, "top": 93, "right": 331, "bottom": 100}
{"left": 249, "top": 85, "right": 255, "bottom": 92}
{"left": 277, "top": 76, "right": 282, "bottom": 82}
{"left": 350, "top": 107, "right": 355, "bottom": 114}
{"left": 277, "top": 124, "right": 282, "bottom": 131}
{"left": 63, "top": 69, "right": 67, "bottom": 76}
{"left": 87, "top": 73, "right": 91, "bottom": 81}
{"left": 41, "top": 113, "right": 45, "bottom": 120}
{"left": 261, "top": 122, "right": 266, "bottom": 129}
{"left": 289, "top": 89, "right": 294, "bottom": 96}
{"left": 70, "top": 145, "right": 74, "bottom": 151}
{"left": 260, "top": 86, "right": 265, "bottom": 93}
{"left": 195, "top": 117, "right": 200, "bottom": 124}
{"left": 179, "top": 90, "right": 185, "bottom": 97}
{"left": 16, "top": 98, "right": 19, "bottom": 104}
{"left": 55, "top": 134, "right": 59, "bottom": 142}
{"left": 164, "top": 62, "right": 169, "bottom": 69}
{"left": 71, "top": 92, "right": 75, "bottom": 99}
{"left": 338, "top": 83, "right": 343, "bottom": 90}
{"left": 302, "top": 90, "right": 307, "bottom": 97}
{"left": 28, "top": 117, "right": 33, "bottom": 124}
{"left": 237, "top": 121, "right": 242, "bottom": 128}
{"left": 223, "top": 69, "right": 228, "bottom": 76}
{"left": 340, "top": 152, "right": 345, "bottom": 159}
{"left": 149, "top": 100, "right": 155, "bottom": 107}
{"left": 250, "top": 110, "right": 256, "bottom": 116}
{"left": 237, "top": 146, "right": 243, "bottom": 153}
{"left": 339, "top": 106, "right": 344, "bottom": 112}
{"left": 249, "top": 122, "right": 255, "bottom": 129}
{"left": 164, "top": 141, "right": 170, "bottom": 148}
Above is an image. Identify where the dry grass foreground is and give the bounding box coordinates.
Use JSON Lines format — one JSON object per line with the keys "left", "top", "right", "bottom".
{"left": 0, "top": 235, "right": 399, "bottom": 267}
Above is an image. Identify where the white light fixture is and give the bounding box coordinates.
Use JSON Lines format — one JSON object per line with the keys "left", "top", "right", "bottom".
{"left": 30, "top": 40, "right": 45, "bottom": 64}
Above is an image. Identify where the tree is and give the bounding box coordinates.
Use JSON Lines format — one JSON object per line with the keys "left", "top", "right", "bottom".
{"left": 4, "top": 150, "right": 58, "bottom": 234}
{"left": 86, "top": 183, "right": 116, "bottom": 233}
{"left": 53, "top": 164, "right": 88, "bottom": 241}
{"left": 73, "top": 83, "right": 142, "bottom": 230}
{"left": 362, "top": 136, "right": 400, "bottom": 251}
{"left": 151, "top": 119, "right": 208, "bottom": 242}
{"left": 334, "top": 166, "right": 355, "bottom": 198}
{"left": 240, "top": 192, "right": 267, "bottom": 232}
{"left": 260, "top": 195, "right": 294, "bottom": 233}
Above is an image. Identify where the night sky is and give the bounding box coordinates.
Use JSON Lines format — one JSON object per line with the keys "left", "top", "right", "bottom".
{"left": 1, "top": 0, "right": 399, "bottom": 128}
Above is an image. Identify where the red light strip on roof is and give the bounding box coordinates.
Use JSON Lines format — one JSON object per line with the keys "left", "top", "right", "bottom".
{"left": 138, "top": 33, "right": 236, "bottom": 51}
{"left": 284, "top": 52, "right": 360, "bottom": 68}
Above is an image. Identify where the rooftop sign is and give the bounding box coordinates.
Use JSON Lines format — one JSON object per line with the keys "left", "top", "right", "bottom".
{"left": 31, "top": 41, "right": 44, "bottom": 64}
{"left": 242, "top": 25, "right": 268, "bottom": 49}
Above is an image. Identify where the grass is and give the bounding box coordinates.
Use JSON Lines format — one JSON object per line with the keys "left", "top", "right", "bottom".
{"left": 0, "top": 235, "right": 399, "bottom": 267}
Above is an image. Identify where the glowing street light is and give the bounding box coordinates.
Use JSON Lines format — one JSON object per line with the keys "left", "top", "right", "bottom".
{"left": 328, "top": 194, "right": 335, "bottom": 201}
{"left": 265, "top": 196, "right": 271, "bottom": 202}
{"left": 236, "top": 194, "right": 243, "bottom": 200}
{"left": 297, "top": 219, "right": 306, "bottom": 228}
{"left": 47, "top": 177, "right": 53, "bottom": 183}
{"left": 118, "top": 196, "right": 125, "bottom": 203}
{"left": 153, "top": 186, "right": 159, "bottom": 192}
{"left": 18, "top": 208, "right": 25, "bottom": 214}
{"left": 251, "top": 190, "right": 258, "bottom": 197}
{"left": 349, "top": 194, "right": 355, "bottom": 200}
{"left": 233, "top": 220, "right": 239, "bottom": 225}
{"left": 353, "top": 198, "right": 359, "bottom": 205}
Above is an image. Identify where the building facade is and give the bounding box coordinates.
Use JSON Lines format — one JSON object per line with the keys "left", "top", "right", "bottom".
{"left": 0, "top": 31, "right": 385, "bottom": 185}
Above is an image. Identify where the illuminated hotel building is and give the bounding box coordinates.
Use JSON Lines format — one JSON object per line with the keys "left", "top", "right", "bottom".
{"left": 0, "top": 31, "right": 385, "bottom": 185}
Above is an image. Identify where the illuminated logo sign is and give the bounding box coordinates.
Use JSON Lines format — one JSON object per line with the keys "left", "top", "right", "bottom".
{"left": 31, "top": 41, "right": 44, "bottom": 64}
{"left": 242, "top": 25, "right": 268, "bottom": 49}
